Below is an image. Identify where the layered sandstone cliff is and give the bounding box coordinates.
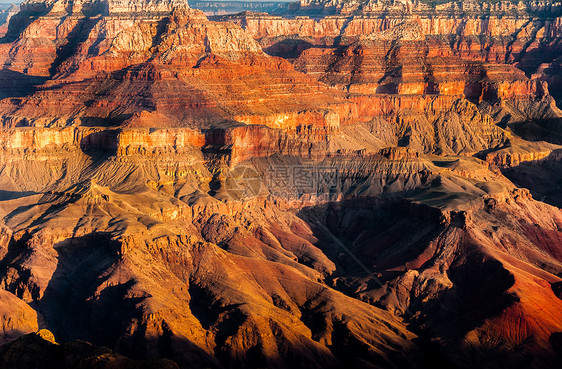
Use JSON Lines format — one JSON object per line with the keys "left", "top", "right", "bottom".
{"left": 215, "top": 0, "right": 562, "bottom": 156}
{"left": 0, "top": 0, "right": 529, "bottom": 158}
{"left": 19, "top": 0, "right": 190, "bottom": 14}
{"left": 0, "top": 1, "right": 346, "bottom": 132}
{"left": 218, "top": 3, "right": 558, "bottom": 101}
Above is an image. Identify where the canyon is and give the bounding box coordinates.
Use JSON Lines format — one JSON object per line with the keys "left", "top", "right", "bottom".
{"left": 187, "top": 0, "right": 289, "bottom": 16}
{"left": 0, "top": 1, "right": 561, "bottom": 369}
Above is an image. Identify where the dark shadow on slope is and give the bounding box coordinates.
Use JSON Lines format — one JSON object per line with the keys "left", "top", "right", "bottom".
{"left": 79, "top": 130, "right": 119, "bottom": 158}
{"left": 185, "top": 281, "right": 253, "bottom": 368}
{"left": 446, "top": 256, "right": 518, "bottom": 337}
{"left": 515, "top": 38, "right": 562, "bottom": 78}
{"left": 149, "top": 18, "right": 170, "bottom": 52}
{"left": 36, "top": 233, "right": 220, "bottom": 369}
{"left": 37, "top": 233, "right": 142, "bottom": 345}
{"left": 0, "top": 9, "right": 48, "bottom": 44}
{"left": 297, "top": 198, "right": 445, "bottom": 280}
{"left": 0, "top": 330, "right": 180, "bottom": 369}
{"left": 463, "top": 63, "right": 499, "bottom": 105}
{"left": 187, "top": 282, "right": 222, "bottom": 331}
{"left": 0, "top": 190, "right": 37, "bottom": 201}
{"left": 116, "top": 319, "right": 221, "bottom": 369}
{"left": 423, "top": 61, "right": 439, "bottom": 95}
{"left": 295, "top": 197, "right": 545, "bottom": 368}
{"left": 502, "top": 150, "right": 562, "bottom": 208}
{"left": 49, "top": 17, "right": 100, "bottom": 76}
{"left": 551, "top": 332, "right": 562, "bottom": 358}
{"left": 376, "top": 40, "right": 402, "bottom": 94}
{"left": 0, "top": 231, "right": 37, "bottom": 299}
{"left": 263, "top": 39, "right": 315, "bottom": 59}
{"left": 509, "top": 118, "right": 562, "bottom": 144}
{"left": 552, "top": 281, "right": 562, "bottom": 300}
{"left": 0, "top": 70, "right": 48, "bottom": 99}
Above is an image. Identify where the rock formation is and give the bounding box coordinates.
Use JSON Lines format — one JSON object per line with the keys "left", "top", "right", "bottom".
{"left": 0, "top": 1, "right": 561, "bottom": 369}
{"left": 0, "top": 329, "right": 179, "bottom": 369}
{"left": 188, "top": 0, "right": 289, "bottom": 16}
{"left": 0, "top": 4, "right": 19, "bottom": 38}
{"left": 218, "top": 0, "right": 562, "bottom": 147}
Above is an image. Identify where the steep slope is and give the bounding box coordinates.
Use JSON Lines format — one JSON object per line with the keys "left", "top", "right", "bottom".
{"left": 0, "top": 125, "right": 561, "bottom": 368}
{"left": 0, "top": 128, "right": 424, "bottom": 369}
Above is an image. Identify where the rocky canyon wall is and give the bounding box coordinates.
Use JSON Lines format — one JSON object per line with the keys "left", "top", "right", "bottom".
{"left": 0, "top": 2, "right": 562, "bottom": 369}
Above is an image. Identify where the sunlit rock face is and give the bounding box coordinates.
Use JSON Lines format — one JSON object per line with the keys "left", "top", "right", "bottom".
{"left": 0, "top": 0, "right": 346, "bottom": 133}
{"left": 217, "top": 0, "right": 562, "bottom": 150}
{"left": 0, "top": 1, "right": 562, "bottom": 369}
{"left": 219, "top": 0, "right": 560, "bottom": 102}
{"left": 19, "top": 0, "right": 190, "bottom": 14}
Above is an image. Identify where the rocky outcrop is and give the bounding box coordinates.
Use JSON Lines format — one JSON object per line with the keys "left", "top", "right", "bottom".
{"left": 0, "top": 123, "right": 561, "bottom": 368}
{"left": 502, "top": 148, "right": 562, "bottom": 207}
{"left": 484, "top": 139, "right": 560, "bottom": 167}
{"left": 0, "top": 330, "right": 179, "bottom": 369}
{"left": 0, "top": 3, "right": 345, "bottom": 131}
{"left": 189, "top": 0, "right": 289, "bottom": 16}
{"left": 0, "top": 289, "right": 38, "bottom": 345}
{"left": 0, "top": 4, "right": 18, "bottom": 38}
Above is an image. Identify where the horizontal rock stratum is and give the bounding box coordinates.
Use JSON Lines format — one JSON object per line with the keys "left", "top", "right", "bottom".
{"left": 0, "top": 1, "right": 561, "bottom": 369}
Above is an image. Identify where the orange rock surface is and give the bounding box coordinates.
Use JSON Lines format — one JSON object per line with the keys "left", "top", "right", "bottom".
{"left": 0, "top": 1, "right": 561, "bottom": 369}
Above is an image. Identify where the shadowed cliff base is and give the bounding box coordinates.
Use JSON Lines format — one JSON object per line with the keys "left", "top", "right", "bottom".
{"left": 0, "top": 330, "right": 180, "bottom": 369}
{"left": 502, "top": 149, "right": 562, "bottom": 207}
{"left": 0, "top": 70, "right": 47, "bottom": 99}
